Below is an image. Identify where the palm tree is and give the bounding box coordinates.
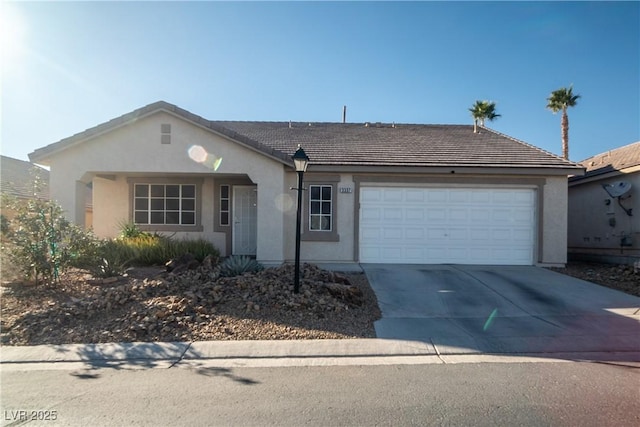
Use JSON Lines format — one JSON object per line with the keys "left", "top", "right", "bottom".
{"left": 546, "top": 86, "right": 580, "bottom": 160}
{"left": 469, "top": 100, "right": 501, "bottom": 133}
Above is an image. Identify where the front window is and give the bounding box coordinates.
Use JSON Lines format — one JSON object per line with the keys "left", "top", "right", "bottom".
{"left": 134, "top": 184, "right": 196, "bottom": 225}
{"left": 309, "top": 185, "right": 332, "bottom": 231}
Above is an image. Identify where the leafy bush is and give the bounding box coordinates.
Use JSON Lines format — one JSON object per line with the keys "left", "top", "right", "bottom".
{"left": 5, "top": 198, "right": 96, "bottom": 284}
{"left": 219, "top": 255, "right": 264, "bottom": 277}
{"left": 118, "top": 221, "right": 148, "bottom": 239}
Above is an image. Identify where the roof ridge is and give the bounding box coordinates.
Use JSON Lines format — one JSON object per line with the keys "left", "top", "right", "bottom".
{"left": 578, "top": 140, "right": 640, "bottom": 163}
{"left": 213, "top": 120, "right": 472, "bottom": 127}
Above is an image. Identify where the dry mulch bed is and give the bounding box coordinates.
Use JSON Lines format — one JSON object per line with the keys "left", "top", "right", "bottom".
{"left": 549, "top": 262, "right": 639, "bottom": 297}
{"left": 0, "top": 263, "right": 381, "bottom": 346}
{"left": 2, "top": 260, "right": 637, "bottom": 347}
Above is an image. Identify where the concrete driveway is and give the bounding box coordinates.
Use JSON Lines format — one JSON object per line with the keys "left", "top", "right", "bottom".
{"left": 362, "top": 264, "right": 640, "bottom": 355}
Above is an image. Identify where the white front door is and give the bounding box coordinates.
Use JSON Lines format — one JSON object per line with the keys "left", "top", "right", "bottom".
{"left": 233, "top": 186, "right": 257, "bottom": 256}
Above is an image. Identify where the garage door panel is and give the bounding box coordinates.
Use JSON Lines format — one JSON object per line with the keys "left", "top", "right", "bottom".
{"left": 360, "top": 187, "right": 535, "bottom": 265}
{"left": 405, "top": 227, "right": 425, "bottom": 240}
{"left": 382, "top": 227, "right": 404, "bottom": 239}
{"left": 449, "top": 229, "right": 468, "bottom": 240}
{"left": 383, "top": 189, "right": 403, "bottom": 202}
{"left": 427, "top": 209, "right": 447, "bottom": 221}
{"left": 405, "top": 190, "right": 425, "bottom": 202}
{"left": 448, "top": 209, "right": 466, "bottom": 221}
{"left": 471, "top": 191, "right": 491, "bottom": 203}
{"left": 428, "top": 191, "right": 447, "bottom": 202}
{"left": 405, "top": 208, "right": 424, "bottom": 222}
{"left": 383, "top": 208, "right": 402, "bottom": 221}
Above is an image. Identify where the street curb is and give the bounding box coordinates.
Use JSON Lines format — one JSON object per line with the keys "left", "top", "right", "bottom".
{"left": 2, "top": 339, "right": 640, "bottom": 367}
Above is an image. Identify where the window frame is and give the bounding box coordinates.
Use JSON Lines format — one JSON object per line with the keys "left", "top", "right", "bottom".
{"left": 301, "top": 175, "right": 340, "bottom": 242}
{"left": 219, "top": 184, "right": 230, "bottom": 226}
{"left": 127, "top": 177, "right": 203, "bottom": 232}
{"left": 308, "top": 184, "right": 333, "bottom": 232}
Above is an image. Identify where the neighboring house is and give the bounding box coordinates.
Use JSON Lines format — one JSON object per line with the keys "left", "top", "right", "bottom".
{"left": 568, "top": 141, "right": 640, "bottom": 264}
{"left": 1, "top": 155, "right": 49, "bottom": 201}
{"left": 29, "top": 101, "right": 582, "bottom": 266}
{"left": 0, "top": 155, "right": 50, "bottom": 226}
{"left": 0, "top": 155, "right": 93, "bottom": 228}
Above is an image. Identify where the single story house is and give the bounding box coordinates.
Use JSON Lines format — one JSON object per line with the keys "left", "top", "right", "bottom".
{"left": 29, "top": 101, "right": 582, "bottom": 266}
{"left": 568, "top": 141, "right": 639, "bottom": 264}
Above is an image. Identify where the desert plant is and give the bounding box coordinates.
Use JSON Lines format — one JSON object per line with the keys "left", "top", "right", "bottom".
{"left": 219, "top": 255, "right": 264, "bottom": 277}
{"left": 118, "top": 221, "right": 148, "bottom": 239}
{"left": 115, "top": 234, "right": 220, "bottom": 266}
{"left": 6, "top": 198, "right": 95, "bottom": 284}
{"left": 85, "top": 239, "right": 136, "bottom": 278}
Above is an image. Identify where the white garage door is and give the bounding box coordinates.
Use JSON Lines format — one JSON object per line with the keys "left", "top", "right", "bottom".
{"left": 359, "top": 187, "right": 536, "bottom": 265}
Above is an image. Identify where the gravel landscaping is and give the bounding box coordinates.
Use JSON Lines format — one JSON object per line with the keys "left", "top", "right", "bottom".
{"left": 549, "top": 262, "right": 639, "bottom": 297}
{"left": 1, "top": 262, "right": 381, "bottom": 346}
{"left": 1, "top": 259, "right": 637, "bottom": 347}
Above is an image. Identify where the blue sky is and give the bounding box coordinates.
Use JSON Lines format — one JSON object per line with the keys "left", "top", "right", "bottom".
{"left": 1, "top": 1, "right": 638, "bottom": 163}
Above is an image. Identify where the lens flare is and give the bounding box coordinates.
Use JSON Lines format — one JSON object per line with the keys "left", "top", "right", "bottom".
{"left": 188, "top": 145, "right": 222, "bottom": 171}
{"left": 274, "top": 193, "right": 294, "bottom": 213}
{"left": 483, "top": 308, "right": 498, "bottom": 332}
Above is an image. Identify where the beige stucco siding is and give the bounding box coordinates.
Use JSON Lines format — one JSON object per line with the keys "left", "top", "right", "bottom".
{"left": 40, "top": 109, "right": 574, "bottom": 266}
{"left": 283, "top": 172, "right": 356, "bottom": 263}
{"left": 540, "top": 176, "right": 568, "bottom": 265}
{"left": 288, "top": 173, "right": 569, "bottom": 265}
{"left": 45, "top": 111, "right": 288, "bottom": 262}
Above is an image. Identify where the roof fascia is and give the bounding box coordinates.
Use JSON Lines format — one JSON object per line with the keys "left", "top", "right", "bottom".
{"left": 29, "top": 106, "right": 294, "bottom": 168}
{"left": 307, "top": 164, "right": 584, "bottom": 176}
{"left": 569, "top": 165, "right": 640, "bottom": 187}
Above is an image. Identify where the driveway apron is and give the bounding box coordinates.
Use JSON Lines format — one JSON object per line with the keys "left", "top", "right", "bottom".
{"left": 362, "top": 264, "right": 640, "bottom": 355}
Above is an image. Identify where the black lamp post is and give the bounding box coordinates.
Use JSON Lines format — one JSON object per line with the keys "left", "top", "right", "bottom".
{"left": 292, "top": 145, "right": 309, "bottom": 294}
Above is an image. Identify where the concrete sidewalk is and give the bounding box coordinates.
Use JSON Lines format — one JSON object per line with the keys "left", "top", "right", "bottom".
{"left": 2, "top": 338, "right": 640, "bottom": 371}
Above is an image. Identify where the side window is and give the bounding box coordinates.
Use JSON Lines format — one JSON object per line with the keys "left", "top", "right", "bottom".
{"left": 220, "top": 185, "right": 230, "bottom": 226}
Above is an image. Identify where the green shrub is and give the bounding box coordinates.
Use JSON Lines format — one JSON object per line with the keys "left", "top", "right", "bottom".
{"left": 118, "top": 221, "right": 148, "bottom": 239}
{"left": 5, "top": 198, "right": 96, "bottom": 284}
{"left": 85, "top": 239, "right": 136, "bottom": 278}
{"left": 219, "top": 255, "right": 264, "bottom": 277}
{"left": 116, "top": 234, "right": 219, "bottom": 266}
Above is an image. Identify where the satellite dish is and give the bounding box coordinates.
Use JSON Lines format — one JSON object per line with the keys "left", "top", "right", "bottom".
{"left": 602, "top": 181, "right": 632, "bottom": 198}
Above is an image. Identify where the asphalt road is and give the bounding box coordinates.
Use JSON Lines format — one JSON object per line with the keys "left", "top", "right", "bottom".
{"left": 2, "top": 361, "right": 639, "bottom": 426}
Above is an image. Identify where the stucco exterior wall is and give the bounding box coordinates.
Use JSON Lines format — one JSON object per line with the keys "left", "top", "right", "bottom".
{"left": 41, "top": 109, "right": 573, "bottom": 266}
{"left": 45, "top": 111, "right": 288, "bottom": 262}
{"left": 568, "top": 172, "right": 639, "bottom": 261}
{"left": 540, "top": 176, "right": 569, "bottom": 265}
{"left": 282, "top": 172, "right": 356, "bottom": 263}
{"left": 286, "top": 172, "right": 569, "bottom": 266}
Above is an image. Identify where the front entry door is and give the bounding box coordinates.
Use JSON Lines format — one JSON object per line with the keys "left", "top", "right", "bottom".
{"left": 232, "top": 186, "right": 257, "bottom": 256}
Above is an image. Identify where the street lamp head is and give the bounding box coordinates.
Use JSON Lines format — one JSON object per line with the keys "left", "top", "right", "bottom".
{"left": 292, "top": 144, "right": 310, "bottom": 173}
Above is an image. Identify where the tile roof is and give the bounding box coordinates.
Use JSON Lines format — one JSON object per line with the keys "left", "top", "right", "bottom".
{"left": 213, "top": 120, "right": 578, "bottom": 169}
{"left": 570, "top": 141, "right": 640, "bottom": 182}
{"left": 29, "top": 101, "right": 581, "bottom": 171}
{"left": 0, "top": 155, "right": 49, "bottom": 200}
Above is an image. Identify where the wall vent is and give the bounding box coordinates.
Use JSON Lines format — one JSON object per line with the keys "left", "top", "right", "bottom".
{"left": 161, "top": 123, "right": 171, "bottom": 144}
